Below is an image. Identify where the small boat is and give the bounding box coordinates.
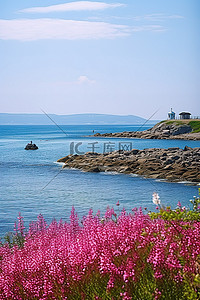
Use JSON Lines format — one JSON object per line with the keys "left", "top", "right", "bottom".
{"left": 25, "top": 141, "right": 38, "bottom": 150}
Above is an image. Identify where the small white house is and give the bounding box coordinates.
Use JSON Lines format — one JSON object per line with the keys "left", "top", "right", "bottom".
{"left": 168, "top": 108, "right": 175, "bottom": 120}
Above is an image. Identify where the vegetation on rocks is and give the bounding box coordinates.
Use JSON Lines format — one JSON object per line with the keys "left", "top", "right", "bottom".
{"left": 93, "top": 119, "right": 200, "bottom": 140}
{"left": 0, "top": 196, "right": 200, "bottom": 299}
{"left": 163, "top": 120, "right": 200, "bottom": 133}
{"left": 189, "top": 121, "right": 200, "bottom": 133}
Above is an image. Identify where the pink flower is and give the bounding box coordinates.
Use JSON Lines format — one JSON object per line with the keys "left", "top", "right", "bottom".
{"left": 0, "top": 208, "right": 199, "bottom": 298}
{"left": 177, "top": 201, "right": 182, "bottom": 208}
{"left": 132, "top": 207, "right": 137, "bottom": 212}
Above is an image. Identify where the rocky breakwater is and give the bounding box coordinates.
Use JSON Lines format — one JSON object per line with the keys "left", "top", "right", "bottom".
{"left": 57, "top": 146, "right": 200, "bottom": 184}
{"left": 93, "top": 120, "right": 200, "bottom": 140}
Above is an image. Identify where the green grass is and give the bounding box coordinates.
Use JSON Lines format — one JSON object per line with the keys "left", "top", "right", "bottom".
{"left": 189, "top": 121, "right": 200, "bottom": 133}
{"left": 158, "top": 120, "right": 200, "bottom": 133}
{"left": 158, "top": 120, "right": 187, "bottom": 126}
{"left": 158, "top": 120, "right": 167, "bottom": 124}
{"left": 165, "top": 120, "right": 183, "bottom": 125}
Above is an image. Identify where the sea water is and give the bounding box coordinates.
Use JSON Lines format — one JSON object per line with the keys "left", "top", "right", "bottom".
{"left": 0, "top": 125, "right": 200, "bottom": 237}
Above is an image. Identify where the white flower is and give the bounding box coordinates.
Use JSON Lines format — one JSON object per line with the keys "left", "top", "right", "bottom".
{"left": 152, "top": 192, "right": 160, "bottom": 205}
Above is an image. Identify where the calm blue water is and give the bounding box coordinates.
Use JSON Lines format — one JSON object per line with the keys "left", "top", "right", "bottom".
{"left": 0, "top": 125, "right": 200, "bottom": 237}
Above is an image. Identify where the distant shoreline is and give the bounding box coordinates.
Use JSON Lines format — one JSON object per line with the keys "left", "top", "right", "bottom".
{"left": 0, "top": 113, "right": 159, "bottom": 126}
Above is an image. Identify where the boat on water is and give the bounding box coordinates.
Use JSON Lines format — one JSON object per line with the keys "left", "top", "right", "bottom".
{"left": 25, "top": 141, "right": 38, "bottom": 150}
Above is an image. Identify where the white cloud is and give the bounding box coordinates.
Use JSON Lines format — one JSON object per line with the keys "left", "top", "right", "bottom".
{"left": 0, "top": 19, "right": 130, "bottom": 41}
{"left": 55, "top": 76, "right": 95, "bottom": 85}
{"left": 19, "top": 1, "right": 125, "bottom": 13}
{"left": 133, "top": 14, "right": 184, "bottom": 22}
{"left": 132, "top": 25, "right": 166, "bottom": 33}
{"left": 86, "top": 13, "right": 183, "bottom": 25}
{"left": 77, "top": 76, "right": 95, "bottom": 84}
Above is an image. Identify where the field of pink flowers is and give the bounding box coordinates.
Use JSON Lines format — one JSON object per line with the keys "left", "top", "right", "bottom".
{"left": 0, "top": 201, "right": 200, "bottom": 300}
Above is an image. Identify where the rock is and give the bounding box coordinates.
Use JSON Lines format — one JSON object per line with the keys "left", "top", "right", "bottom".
{"left": 137, "top": 158, "right": 147, "bottom": 164}
{"left": 167, "top": 147, "right": 180, "bottom": 151}
{"left": 171, "top": 125, "right": 192, "bottom": 136}
{"left": 57, "top": 156, "right": 68, "bottom": 163}
{"left": 164, "top": 165, "right": 173, "bottom": 170}
{"left": 123, "top": 167, "right": 133, "bottom": 173}
{"left": 85, "top": 167, "right": 101, "bottom": 173}
{"left": 149, "top": 173, "right": 163, "bottom": 179}
{"left": 131, "top": 149, "right": 139, "bottom": 155}
{"left": 171, "top": 155, "right": 180, "bottom": 161}
{"left": 58, "top": 146, "right": 200, "bottom": 184}
{"left": 164, "top": 159, "right": 174, "bottom": 165}
{"left": 183, "top": 146, "right": 192, "bottom": 151}
{"left": 90, "top": 120, "right": 200, "bottom": 141}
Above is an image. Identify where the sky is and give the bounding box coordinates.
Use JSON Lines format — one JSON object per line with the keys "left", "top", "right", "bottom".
{"left": 0, "top": 0, "right": 199, "bottom": 120}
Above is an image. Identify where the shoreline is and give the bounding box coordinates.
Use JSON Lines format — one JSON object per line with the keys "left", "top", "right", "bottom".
{"left": 91, "top": 132, "right": 200, "bottom": 140}
{"left": 91, "top": 120, "right": 200, "bottom": 140}
{"left": 57, "top": 146, "right": 200, "bottom": 185}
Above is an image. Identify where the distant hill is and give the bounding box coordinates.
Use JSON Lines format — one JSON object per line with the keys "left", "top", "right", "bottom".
{"left": 0, "top": 113, "right": 159, "bottom": 125}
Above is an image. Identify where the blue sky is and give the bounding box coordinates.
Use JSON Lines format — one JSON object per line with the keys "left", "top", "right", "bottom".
{"left": 0, "top": 0, "right": 199, "bottom": 119}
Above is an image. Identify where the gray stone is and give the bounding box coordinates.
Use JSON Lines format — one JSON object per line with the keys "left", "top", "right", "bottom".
{"left": 183, "top": 146, "right": 192, "bottom": 151}
{"left": 164, "top": 159, "right": 174, "bottom": 165}
{"left": 131, "top": 149, "right": 139, "bottom": 155}
{"left": 172, "top": 125, "right": 192, "bottom": 136}
{"left": 171, "top": 155, "right": 180, "bottom": 161}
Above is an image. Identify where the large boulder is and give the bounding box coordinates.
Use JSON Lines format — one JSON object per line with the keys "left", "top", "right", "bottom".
{"left": 171, "top": 125, "right": 192, "bottom": 136}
